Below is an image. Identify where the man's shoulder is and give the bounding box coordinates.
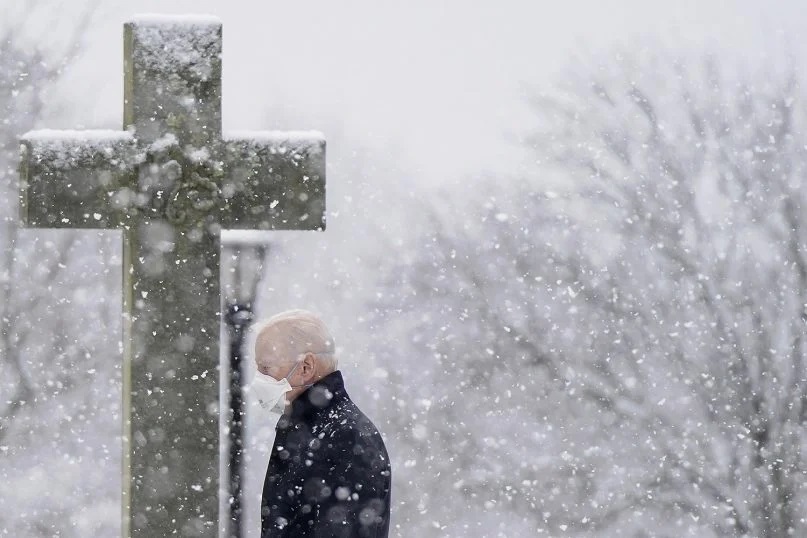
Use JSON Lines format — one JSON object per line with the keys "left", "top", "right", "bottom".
{"left": 313, "top": 397, "right": 391, "bottom": 489}
{"left": 314, "top": 396, "right": 387, "bottom": 452}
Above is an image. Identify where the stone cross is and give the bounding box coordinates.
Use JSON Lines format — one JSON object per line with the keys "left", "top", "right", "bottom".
{"left": 18, "top": 15, "right": 325, "bottom": 537}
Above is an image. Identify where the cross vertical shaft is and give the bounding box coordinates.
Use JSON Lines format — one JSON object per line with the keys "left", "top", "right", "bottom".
{"left": 121, "top": 17, "right": 224, "bottom": 536}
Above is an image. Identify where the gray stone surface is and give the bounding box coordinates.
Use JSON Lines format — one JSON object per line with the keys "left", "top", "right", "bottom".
{"left": 19, "top": 15, "right": 325, "bottom": 537}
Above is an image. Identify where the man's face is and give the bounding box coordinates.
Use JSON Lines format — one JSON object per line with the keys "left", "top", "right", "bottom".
{"left": 254, "top": 326, "right": 317, "bottom": 403}
{"left": 254, "top": 327, "right": 295, "bottom": 379}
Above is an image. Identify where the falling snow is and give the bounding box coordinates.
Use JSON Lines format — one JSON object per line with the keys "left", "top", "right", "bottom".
{"left": 2, "top": 3, "right": 807, "bottom": 538}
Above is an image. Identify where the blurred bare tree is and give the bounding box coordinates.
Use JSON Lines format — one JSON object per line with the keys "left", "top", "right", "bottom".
{"left": 372, "top": 51, "right": 807, "bottom": 537}
{"left": 0, "top": 2, "right": 122, "bottom": 536}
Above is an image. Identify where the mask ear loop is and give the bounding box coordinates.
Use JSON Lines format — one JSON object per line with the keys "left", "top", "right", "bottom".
{"left": 286, "top": 356, "right": 312, "bottom": 389}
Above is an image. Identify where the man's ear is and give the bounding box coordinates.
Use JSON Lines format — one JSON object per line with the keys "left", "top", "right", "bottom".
{"left": 301, "top": 352, "right": 316, "bottom": 378}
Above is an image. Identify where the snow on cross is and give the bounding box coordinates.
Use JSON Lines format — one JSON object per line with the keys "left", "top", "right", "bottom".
{"left": 18, "top": 15, "right": 325, "bottom": 538}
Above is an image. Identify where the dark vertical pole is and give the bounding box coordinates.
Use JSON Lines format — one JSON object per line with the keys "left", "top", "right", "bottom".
{"left": 224, "top": 303, "right": 254, "bottom": 538}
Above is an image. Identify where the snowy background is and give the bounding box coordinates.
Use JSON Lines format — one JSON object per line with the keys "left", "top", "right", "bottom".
{"left": 3, "top": 1, "right": 807, "bottom": 536}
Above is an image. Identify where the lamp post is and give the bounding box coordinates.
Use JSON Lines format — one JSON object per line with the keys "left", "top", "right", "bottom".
{"left": 221, "top": 233, "right": 270, "bottom": 538}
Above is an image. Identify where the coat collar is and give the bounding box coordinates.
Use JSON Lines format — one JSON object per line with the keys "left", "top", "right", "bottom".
{"left": 282, "top": 370, "right": 347, "bottom": 427}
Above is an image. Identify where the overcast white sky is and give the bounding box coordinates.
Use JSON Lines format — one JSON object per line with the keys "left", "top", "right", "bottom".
{"left": 10, "top": 0, "right": 807, "bottom": 187}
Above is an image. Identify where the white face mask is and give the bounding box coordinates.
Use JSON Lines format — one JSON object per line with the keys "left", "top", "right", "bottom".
{"left": 249, "top": 360, "right": 303, "bottom": 412}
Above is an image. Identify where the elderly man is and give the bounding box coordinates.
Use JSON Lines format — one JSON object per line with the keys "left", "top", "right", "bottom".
{"left": 250, "top": 309, "right": 391, "bottom": 537}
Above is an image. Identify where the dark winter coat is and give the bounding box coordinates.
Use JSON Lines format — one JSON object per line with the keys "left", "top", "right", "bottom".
{"left": 261, "top": 370, "right": 391, "bottom": 538}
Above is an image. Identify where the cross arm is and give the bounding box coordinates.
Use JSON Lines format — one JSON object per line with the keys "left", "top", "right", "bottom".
{"left": 19, "top": 130, "right": 140, "bottom": 229}
{"left": 220, "top": 131, "right": 325, "bottom": 231}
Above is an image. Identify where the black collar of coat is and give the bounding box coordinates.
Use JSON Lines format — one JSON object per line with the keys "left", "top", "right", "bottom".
{"left": 281, "top": 369, "right": 347, "bottom": 428}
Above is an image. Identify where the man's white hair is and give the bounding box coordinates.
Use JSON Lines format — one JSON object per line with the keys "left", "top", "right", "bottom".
{"left": 254, "top": 309, "right": 338, "bottom": 372}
